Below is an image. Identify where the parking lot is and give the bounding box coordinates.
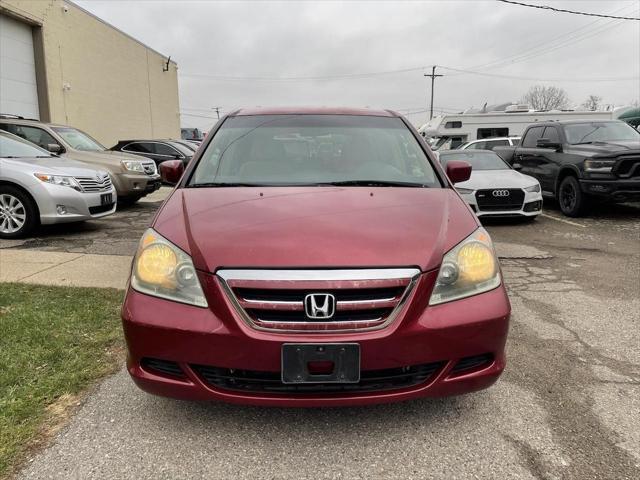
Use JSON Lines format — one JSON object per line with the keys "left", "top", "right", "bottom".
{"left": 8, "top": 196, "right": 639, "bottom": 480}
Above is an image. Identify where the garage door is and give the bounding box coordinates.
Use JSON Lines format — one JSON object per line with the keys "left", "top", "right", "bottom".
{"left": 0, "top": 14, "right": 40, "bottom": 119}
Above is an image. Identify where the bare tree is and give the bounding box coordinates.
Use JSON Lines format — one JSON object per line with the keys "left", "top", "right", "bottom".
{"left": 581, "top": 95, "right": 602, "bottom": 111}
{"left": 521, "top": 85, "right": 570, "bottom": 110}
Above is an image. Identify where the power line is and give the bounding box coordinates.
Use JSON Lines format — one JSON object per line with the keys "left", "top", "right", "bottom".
{"left": 497, "top": 0, "right": 640, "bottom": 21}
{"left": 468, "top": 2, "right": 636, "bottom": 72}
{"left": 438, "top": 65, "right": 639, "bottom": 83}
{"left": 180, "top": 66, "right": 425, "bottom": 82}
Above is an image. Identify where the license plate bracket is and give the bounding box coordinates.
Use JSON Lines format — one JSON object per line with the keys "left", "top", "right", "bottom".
{"left": 281, "top": 343, "right": 360, "bottom": 384}
{"left": 100, "top": 193, "right": 112, "bottom": 205}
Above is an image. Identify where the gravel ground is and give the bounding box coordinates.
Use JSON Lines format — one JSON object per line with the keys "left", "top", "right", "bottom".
{"left": 11, "top": 199, "right": 640, "bottom": 479}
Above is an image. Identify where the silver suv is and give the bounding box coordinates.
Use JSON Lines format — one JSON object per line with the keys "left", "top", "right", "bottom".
{"left": 0, "top": 131, "right": 116, "bottom": 238}
{"left": 0, "top": 115, "right": 160, "bottom": 205}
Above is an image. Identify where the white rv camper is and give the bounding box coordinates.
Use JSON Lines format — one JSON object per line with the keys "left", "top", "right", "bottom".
{"left": 419, "top": 105, "right": 624, "bottom": 151}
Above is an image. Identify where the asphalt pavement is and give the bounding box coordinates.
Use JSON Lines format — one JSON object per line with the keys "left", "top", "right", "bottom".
{"left": 8, "top": 198, "right": 640, "bottom": 479}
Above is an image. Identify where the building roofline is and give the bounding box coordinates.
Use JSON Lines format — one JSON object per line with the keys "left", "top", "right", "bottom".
{"left": 67, "top": 0, "right": 177, "bottom": 65}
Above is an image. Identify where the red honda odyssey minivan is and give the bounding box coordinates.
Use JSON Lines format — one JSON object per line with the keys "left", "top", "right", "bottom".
{"left": 121, "top": 107, "right": 510, "bottom": 407}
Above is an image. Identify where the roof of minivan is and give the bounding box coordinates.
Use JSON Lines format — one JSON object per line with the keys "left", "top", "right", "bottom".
{"left": 231, "top": 107, "right": 399, "bottom": 117}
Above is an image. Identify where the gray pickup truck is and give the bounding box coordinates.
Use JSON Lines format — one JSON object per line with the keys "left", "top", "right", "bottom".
{"left": 494, "top": 119, "right": 640, "bottom": 216}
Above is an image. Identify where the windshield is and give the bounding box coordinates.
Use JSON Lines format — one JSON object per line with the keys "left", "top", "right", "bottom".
{"left": 439, "top": 150, "right": 510, "bottom": 170}
{"left": 189, "top": 115, "right": 440, "bottom": 187}
{"left": 565, "top": 122, "right": 640, "bottom": 145}
{"left": 0, "top": 132, "right": 51, "bottom": 158}
{"left": 52, "top": 127, "right": 105, "bottom": 151}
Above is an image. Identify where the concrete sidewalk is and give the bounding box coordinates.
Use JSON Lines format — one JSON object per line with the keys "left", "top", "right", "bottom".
{"left": 0, "top": 241, "right": 543, "bottom": 291}
{"left": 0, "top": 249, "right": 132, "bottom": 289}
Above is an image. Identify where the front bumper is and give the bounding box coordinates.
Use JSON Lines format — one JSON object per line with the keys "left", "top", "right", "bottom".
{"left": 37, "top": 185, "right": 117, "bottom": 224}
{"left": 460, "top": 190, "right": 543, "bottom": 218}
{"left": 122, "top": 271, "right": 511, "bottom": 407}
{"left": 579, "top": 178, "right": 640, "bottom": 202}
{"left": 111, "top": 172, "right": 161, "bottom": 199}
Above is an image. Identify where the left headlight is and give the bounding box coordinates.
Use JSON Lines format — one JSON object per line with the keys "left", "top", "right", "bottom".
{"left": 525, "top": 183, "right": 541, "bottom": 193}
{"left": 131, "top": 228, "right": 208, "bottom": 308}
{"left": 121, "top": 160, "right": 145, "bottom": 173}
{"left": 429, "top": 227, "right": 501, "bottom": 305}
{"left": 34, "top": 173, "right": 82, "bottom": 192}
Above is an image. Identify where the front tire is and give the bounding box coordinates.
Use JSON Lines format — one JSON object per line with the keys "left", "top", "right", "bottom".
{"left": 558, "top": 176, "right": 587, "bottom": 217}
{"left": 0, "top": 186, "right": 38, "bottom": 239}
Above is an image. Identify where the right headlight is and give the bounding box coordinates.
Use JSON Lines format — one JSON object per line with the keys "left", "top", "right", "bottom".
{"left": 131, "top": 229, "right": 208, "bottom": 307}
{"left": 121, "top": 160, "right": 145, "bottom": 173}
{"left": 584, "top": 159, "right": 615, "bottom": 173}
{"left": 429, "top": 227, "right": 501, "bottom": 305}
{"left": 455, "top": 187, "right": 474, "bottom": 194}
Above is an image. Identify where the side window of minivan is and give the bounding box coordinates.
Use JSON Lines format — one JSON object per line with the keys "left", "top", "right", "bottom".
{"left": 521, "top": 126, "right": 544, "bottom": 148}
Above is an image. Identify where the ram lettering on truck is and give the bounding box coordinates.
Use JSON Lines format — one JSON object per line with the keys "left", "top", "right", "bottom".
{"left": 494, "top": 120, "right": 640, "bottom": 217}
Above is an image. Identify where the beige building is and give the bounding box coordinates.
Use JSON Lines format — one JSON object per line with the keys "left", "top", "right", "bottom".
{"left": 0, "top": 0, "right": 180, "bottom": 146}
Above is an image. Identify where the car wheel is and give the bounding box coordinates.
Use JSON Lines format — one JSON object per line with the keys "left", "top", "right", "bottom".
{"left": 0, "top": 186, "right": 38, "bottom": 239}
{"left": 558, "top": 176, "right": 586, "bottom": 217}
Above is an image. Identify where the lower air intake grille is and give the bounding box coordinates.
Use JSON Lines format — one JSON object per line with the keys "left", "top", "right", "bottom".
{"left": 88, "top": 203, "right": 115, "bottom": 215}
{"left": 141, "top": 358, "right": 185, "bottom": 378}
{"left": 193, "top": 362, "right": 444, "bottom": 394}
{"left": 451, "top": 353, "right": 494, "bottom": 374}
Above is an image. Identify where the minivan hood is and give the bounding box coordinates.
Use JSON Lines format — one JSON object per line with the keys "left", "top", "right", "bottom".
{"left": 153, "top": 187, "right": 479, "bottom": 273}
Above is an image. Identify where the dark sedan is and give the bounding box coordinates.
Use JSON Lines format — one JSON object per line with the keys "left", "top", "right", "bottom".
{"left": 110, "top": 139, "right": 193, "bottom": 167}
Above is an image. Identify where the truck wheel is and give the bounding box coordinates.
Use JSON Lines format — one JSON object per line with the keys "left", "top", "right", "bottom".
{"left": 558, "top": 176, "right": 587, "bottom": 217}
{"left": 0, "top": 186, "right": 38, "bottom": 239}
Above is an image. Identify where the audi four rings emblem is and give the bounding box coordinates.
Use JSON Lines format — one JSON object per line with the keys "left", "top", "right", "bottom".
{"left": 304, "top": 293, "right": 336, "bottom": 319}
{"left": 492, "top": 190, "right": 510, "bottom": 197}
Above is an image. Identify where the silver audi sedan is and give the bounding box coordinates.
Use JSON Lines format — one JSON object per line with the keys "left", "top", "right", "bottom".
{"left": 0, "top": 131, "right": 116, "bottom": 238}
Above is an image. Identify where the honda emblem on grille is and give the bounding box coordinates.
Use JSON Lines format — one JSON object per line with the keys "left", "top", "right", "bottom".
{"left": 304, "top": 293, "right": 336, "bottom": 319}
{"left": 492, "top": 189, "right": 510, "bottom": 197}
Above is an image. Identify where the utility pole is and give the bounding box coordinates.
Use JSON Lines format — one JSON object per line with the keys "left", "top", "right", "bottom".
{"left": 424, "top": 66, "right": 443, "bottom": 120}
{"left": 212, "top": 107, "right": 221, "bottom": 119}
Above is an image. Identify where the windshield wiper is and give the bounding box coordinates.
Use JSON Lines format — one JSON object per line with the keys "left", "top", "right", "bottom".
{"left": 189, "top": 182, "right": 272, "bottom": 188}
{"left": 319, "top": 180, "right": 429, "bottom": 188}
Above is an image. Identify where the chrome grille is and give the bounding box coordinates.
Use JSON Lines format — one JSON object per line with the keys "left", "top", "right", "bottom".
{"left": 142, "top": 162, "right": 157, "bottom": 175}
{"left": 217, "top": 269, "right": 420, "bottom": 333}
{"left": 75, "top": 174, "right": 112, "bottom": 193}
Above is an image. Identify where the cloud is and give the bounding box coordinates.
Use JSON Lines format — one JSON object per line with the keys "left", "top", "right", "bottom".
{"left": 76, "top": 0, "right": 640, "bottom": 129}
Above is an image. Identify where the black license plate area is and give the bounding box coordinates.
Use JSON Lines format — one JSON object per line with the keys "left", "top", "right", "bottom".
{"left": 281, "top": 343, "right": 360, "bottom": 384}
{"left": 100, "top": 193, "right": 113, "bottom": 205}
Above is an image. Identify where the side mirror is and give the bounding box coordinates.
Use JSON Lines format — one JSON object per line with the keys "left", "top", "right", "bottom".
{"left": 512, "top": 163, "right": 523, "bottom": 171}
{"left": 47, "top": 144, "right": 61, "bottom": 154}
{"left": 536, "top": 138, "right": 562, "bottom": 151}
{"left": 445, "top": 160, "right": 472, "bottom": 184}
{"left": 159, "top": 160, "right": 184, "bottom": 184}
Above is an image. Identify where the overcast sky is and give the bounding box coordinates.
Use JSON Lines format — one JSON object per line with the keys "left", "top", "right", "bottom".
{"left": 76, "top": 0, "right": 640, "bottom": 129}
